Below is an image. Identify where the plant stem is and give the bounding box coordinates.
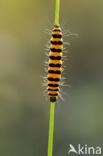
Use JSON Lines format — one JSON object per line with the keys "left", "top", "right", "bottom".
{"left": 47, "top": 102, "right": 55, "bottom": 156}
{"left": 55, "top": 0, "right": 60, "bottom": 25}
{"left": 47, "top": 1, "right": 60, "bottom": 156}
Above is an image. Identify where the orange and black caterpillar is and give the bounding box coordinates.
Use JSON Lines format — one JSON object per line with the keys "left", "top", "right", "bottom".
{"left": 48, "top": 25, "right": 63, "bottom": 102}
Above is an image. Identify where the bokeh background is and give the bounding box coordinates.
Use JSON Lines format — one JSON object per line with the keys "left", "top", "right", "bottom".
{"left": 0, "top": 0, "right": 103, "bottom": 155}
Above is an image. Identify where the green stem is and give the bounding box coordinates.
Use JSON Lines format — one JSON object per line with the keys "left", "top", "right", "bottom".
{"left": 47, "top": 102, "right": 55, "bottom": 156}
{"left": 55, "top": 0, "right": 60, "bottom": 25}
{"left": 47, "top": 1, "right": 60, "bottom": 156}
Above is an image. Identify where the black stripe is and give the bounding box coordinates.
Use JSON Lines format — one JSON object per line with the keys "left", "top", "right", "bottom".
{"left": 53, "top": 29, "right": 61, "bottom": 32}
{"left": 51, "top": 41, "right": 63, "bottom": 45}
{"left": 49, "top": 93, "right": 58, "bottom": 96}
{"left": 50, "top": 48, "right": 62, "bottom": 52}
{"left": 52, "top": 34, "right": 62, "bottom": 38}
{"left": 48, "top": 84, "right": 59, "bottom": 87}
{"left": 48, "top": 77, "right": 60, "bottom": 82}
{"left": 49, "top": 56, "right": 61, "bottom": 60}
{"left": 48, "top": 88, "right": 59, "bottom": 91}
{"left": 49, "top": 63, "right": 61, "bottom": 67}
{"left": 50, "top": 97, "right": 56, "bottom": 102}
{"left": 48, "top": 70, "right": 61, "bottom": 74}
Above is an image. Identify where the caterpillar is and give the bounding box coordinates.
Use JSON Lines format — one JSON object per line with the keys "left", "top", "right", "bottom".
{"left": 48, "top": 25, "right": 63, "bottom": 102}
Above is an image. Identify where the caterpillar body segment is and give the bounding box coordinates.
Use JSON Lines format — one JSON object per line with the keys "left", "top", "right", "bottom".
{"left": 48, "top": 25, "right": 63, "bottom": 102}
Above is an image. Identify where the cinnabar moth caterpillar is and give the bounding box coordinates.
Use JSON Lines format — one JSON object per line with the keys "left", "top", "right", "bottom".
{"left": 48, "top": 25, "right": 63, "bottom": 102}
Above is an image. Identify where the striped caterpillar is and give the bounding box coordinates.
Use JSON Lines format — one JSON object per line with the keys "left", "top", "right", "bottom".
{"left": 48, "top": 25, "right": 63, "bottom": 102}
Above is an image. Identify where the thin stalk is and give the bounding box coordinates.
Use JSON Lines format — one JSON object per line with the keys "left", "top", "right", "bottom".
{"left": 47, "top": 102, "right": 55, "bottom": 156}
{"left": 47, "top": 1, "right": 60, "bottom": 156}
{"left": 55, "top": 0, "right": 60, "bottom": 25}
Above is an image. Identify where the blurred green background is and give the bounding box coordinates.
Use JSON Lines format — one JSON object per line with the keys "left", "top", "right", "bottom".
{"left": 0, "top": 0, "right": 103, "bottom": 155}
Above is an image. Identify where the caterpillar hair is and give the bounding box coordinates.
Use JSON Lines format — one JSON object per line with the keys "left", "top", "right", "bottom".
{"left": 48, "top": 25, "right": 63, "bottom": 102}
